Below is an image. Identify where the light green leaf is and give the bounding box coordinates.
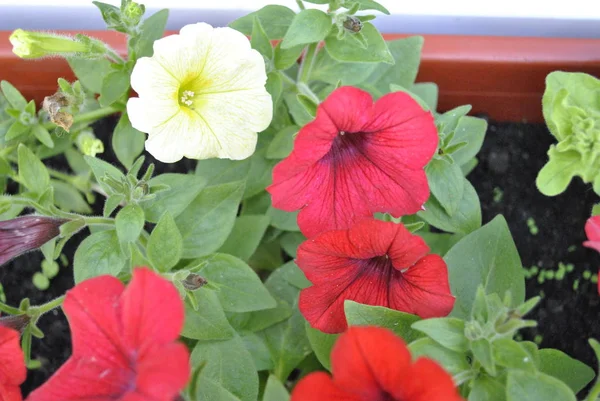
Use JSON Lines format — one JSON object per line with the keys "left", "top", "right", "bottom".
{"left": 241, "top": 332, "right": 273, "bottom": 371}
{"left": 251, "top": 17, "right": 273, "bottom": 59}
{"left": 263, "top": 375, "right": 289, "bottom": 401}
{"left": 266, "top": 126, "right": 298, "bottom": 160}
{"left": 409, "top": 337, "right": 471, "bottom": 376}
{"left": 267, "top": 206, "right": 299, "bottom": 231}
{"left": 73, "top": 229, "right": 126, "bottom": 283}
{"left": 344, "top": 301, "right": 423, "bottom": 342}
{"left": 218, "top": 215, "right": 271, "bottom": 261}
{"left": 142, "top": 173, "right": 207, "bottom": 223}
{"left": 84, "top": 155, "right": 125, "bottom": 195}
{"left": 418, "top": 177, "right": 481, "bottom": 234}
{"left": 99, "top": 69, "right": 130, "bottom": 107}
{"left": 411, "top": 318, "right": 468, "bottom": 352}
{"left": 115, "top": 204, "right": 144, "bottom": 243}
{"left": 325, "top": 23, "right": 393, "bottom": 64}
{"left": 306, "top": 323, "right": 339, "bottom": 371}
{"left": 468, "top": 375, "right": 506, "bottom": 401}
{"left": 449, "top": 116, "right": 488, "bottom": 166}
{"left": 351, "top": 0, "right": 390, "bottom": 14}
{"left": 471, "top": 338, "right": 495, "bottom": 376}
{"left": 536, "top": 149, "right": 582, "bottom": 196}
{"left": 51, "top": 180, "right": 92, "bottom": 213}
{"left": 195, "top": 158, "right": 250, "bottom": 186}
{"left": 32, "top": 125, "right": 54, "bottom": 148}
{"left": 112, "top": 112, "right": 145, "bottom": 169}
{"left": 182, "top": 290, "right": 235, "bottom": 341}
{"left": 274, "top": 43, "right": 303, "bottom": 71}
{"left": 506, "top": 370, "right": 576, "bottom": 401}
{"left": 1, "top": 81, "right": 26, "bottom": 109}
{"left": 493, "top": 338, "right": 537, "bottom": 372}
{"left": 195, "top": 377, "right": 241, "bottom": 401}
{"left": 191, "top": 253, "right": 277, "bottom": 313}
{"left": 281, "top": 9, "right": 331, "bottom": 49}
{"left": 426, "top": 158, "right": 465, "bottom": 216}
{"left": 176, "top": 180, "right": 245, "bottom": 258}
{"left": 135, "top": 9, "right": 169, "bottom": 58}
{"left": 310, "top": 47, "right": 378, "bottom": 86}
{"left": 68, "top": 58, "right": 112, "bottom": 94}
{"left": 411, "top": 82, "right": 439, "bottom": 111}
{"left": 538, "top": 349, "right": 595, "bottom": 394}
{"left": 280, "top": 231, "right": 305, "bottom": 258}
{"left": 230, "top": 5, "right": 296, "bottom": 39}
{"left": 147, "top": 211, "right": 182, "bottom": 272}
{"left": 444, "top": 215, "right": 525, "bottom": 318}
{"left": 18, "top": 144, "right": 50, "bottom": 195}
{"left": 191, "top": 335, "right": 259, "bottom": 401}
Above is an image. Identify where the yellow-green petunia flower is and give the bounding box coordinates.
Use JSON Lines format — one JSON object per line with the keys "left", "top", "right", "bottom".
{"left": 127, "top": 23, "right": 273, "bottom": 163}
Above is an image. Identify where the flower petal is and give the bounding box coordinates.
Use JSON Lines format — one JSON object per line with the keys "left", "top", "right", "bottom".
{"left": 63, "top": 275, "right": 129, "bottom": 364}
{"left": 0, "top": 327, "right": 25, "bottom": 386}
{"left": 26, "top": 356, "right": 133, "bottom": 401}
{"left": 0, "top": 383, "right": 22, "bottom": 401}
{"left": 291, "top": 372, "right": 361, "bottom": 401}
{"left": 135, "top": 343, "right": 190, "bottom": 399}
{"left": 127, "top": 97, "right": 179, "bottom": 134}
{"left": 331, "top": 327, "right": 411, "bottom": 399}
{"left": 121, "top": 268, "right": 185, "bottom": 352}
{"left": 319, "top": 86, "right": 373, "bottom": 133}
{"left": 394, "top": 358, "right": 463, "bottom": 401}
{"left": 390, "top": 254, "right": 455, "bottom": 318}
{"left": 585, "top": 216, "right": 600, "bottom": 246}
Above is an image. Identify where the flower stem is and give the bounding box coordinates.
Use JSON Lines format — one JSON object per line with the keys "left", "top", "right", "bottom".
{"left": 297, "top": 42, "right": 319, "bottom": 83}
{"left": 82, "top": 216, "right": 115, "bottom": 227}
{"left": 295, "top": 0, "right": 306, "bottom": 10}
{"left": 0, "top": 302, "right": 23, "bottom": 315}
{"left": 31, "top": 295, "right": 65, "bottom": 316}
{"left": 42, "top": 106, "right": 119, "bottom": 130}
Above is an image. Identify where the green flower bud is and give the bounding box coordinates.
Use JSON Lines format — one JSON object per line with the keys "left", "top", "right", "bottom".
{"left": 76, "top": 130, "right": 104, "bottom": 157}
{"left": 9, "top": 29, "right": 91, "bottom": 59}
{"left": 122, "top": 1, "right": 145, "bottom": 27}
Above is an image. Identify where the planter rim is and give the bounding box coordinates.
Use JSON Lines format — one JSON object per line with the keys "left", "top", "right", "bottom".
{"left": 1, "top": 30, "right": 600, "bottom": 122}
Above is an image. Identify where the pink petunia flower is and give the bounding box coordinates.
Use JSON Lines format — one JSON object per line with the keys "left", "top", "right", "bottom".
{"left": 0, "top": 325, "right": 26, "bottom": 401}
{"left": 291, "top": 326, "right": 464, "bottom": 401}
{"left": 583, "top": 215, "right": 600, "bottom": 294}
{"left": 0, "top": 216, "right": 66, "bottom": 267}
{"left": 27, "top": 267, "right": 190, "bottom": 401}
{"left": 267, "top": 86, "right": 438, "bottom": 238}
{"left": 297, "top": 219, "right": 455, "bottom": 334}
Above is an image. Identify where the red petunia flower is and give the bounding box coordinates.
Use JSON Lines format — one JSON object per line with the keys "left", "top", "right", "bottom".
{"left": 0, "top": 215, "right": 66, "bottom": 267}
{"left": 298, "top": 219, "right": 454, "bottom": 334}
{"left": 583, "top": 215, "right": 600, "bottom": 294}
{"left": 290, "top": 326, "right": 464, "bottom": 401}
{"left": 267, "top": 86, "right": 438, "bottom": 238}
{"left": 27, "top": 267, "right": 190, "bottom": 401}
{"left": 0, "top": 326, "right": 26, "bottom": 401}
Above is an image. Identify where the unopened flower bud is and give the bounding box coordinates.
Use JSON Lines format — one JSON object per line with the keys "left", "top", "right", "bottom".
{"left": 182, "top": 273, "right": 208, "bottom": 291}
{"left": 9, "top": 29, "right": 96, "bottom": 59}
{"left": 0, "top": 314, "right": 30, "bottom": 334}
{"left": 343, "top": 16, "right": 363, "bottom": 33}
{"left": 76, "top": 130, "right": 104, "bottom": 156}
{"left": 122, "top": 1, "right": 145, "bottom": 26}
{"left": 0, "top": 216, "right": 67, "bottom": 266}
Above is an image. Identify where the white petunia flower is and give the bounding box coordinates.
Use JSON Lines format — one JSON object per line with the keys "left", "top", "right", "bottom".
{"left": 127, "top": 23, "right": 273, "bottom": 163}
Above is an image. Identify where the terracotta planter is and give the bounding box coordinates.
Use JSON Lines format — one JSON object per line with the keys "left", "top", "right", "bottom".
{"left": 1, "top": 30, "right": 600, "bottom": 122}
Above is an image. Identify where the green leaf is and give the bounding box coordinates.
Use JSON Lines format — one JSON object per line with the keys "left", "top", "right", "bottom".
{"left": 115, "top": 204, "right": 144, "bottom": 243}
{"left": 68, "top": 58, "right": 112, "bottom": 94}
{"left": 411, "top": 318, "right": 468, "bottom": 353}
{"left": 444, "top": 215, "right": 525, "bottom": 319}
{"left": 408, "top": 337, "right": 471, "bottom": 376}
{"left": 112, "top": 113, "right": 145, "bottom": 169}
{"left": 1, "top": 81, "right": 27, "bottom": 109}
{"left": 266, "top": 206, "right": 299, "bottom": 231}
{"left": 411, "top": 82, "right": 439, "bottom": 111}
{"left": 5, "top": 121, "right": 30, "bottom": 142}
{"left": 267, "top": 125, "right": 298, "bottom": 160}
{"left": 243, "top": 152, "right": 277, "bottom": 200}
{"left": 310, "top": 47, "right": 378, "bottom": 86}
{"left": 344, "top": 301, "right": 423, "bottom": 342}
{"left": 306, "top": 324, "right": 339, "bottom": 371}
{"left": 191, "top": 253, "right": 277, "bottom": 313}
{"left": 51, "top": 180, "right": 92, "bottom": 213}
{"left": 471, "top": 338, "right": 496, "bottom": 376}
{"left": 426, "top": 158, "right": 465, "bottom": 216}
{"left": 493, "top": 339, "right": 537, "bottom": 372}
{"left": 274, "top": 43, "right": 303, "bottom": 70}
{"left": 506, "top": 370, "right": 576, "bottom": 401}
{"left": 251, "top": 17, "right": 273, "bottom": 59}
{"left": 281, "top": 9, "right": 331, "bottom": 49}
{"left": 229, "top": 5, "right": 296, "bottom": 39}
{"left": 73, "top": 230, "right": 126, "bottom": 283}
{"left": 263, "top": 375, "right": 289, "bottom": 401}
{"left": 351, "top": 0, "right": 391, "bottom": 14}
{"left": 468, "top": 375, "right": 506, "bottom": 401}
{"left": 195, "top": 158, "right": 250, "bottom": 186}
{"left": 32, "top": 125, "right": 54, "bottom": 148}
{"left": 359, "top": 36, "right": 423, "bottom": 96}
{"left": 240, "top": 332, "right": 273, "bottom": 371}
{"left": 176, "top": 181, "right": 246, "bottom": 258}
{"left": 284, "top": 92, "right": 314, "bottom": 126}
{"left": 536, "top": 149, "right": 583, "bottom": 196}
{"left": 266, "top": 72, "right": 283, "bottom": 109}
{"left": 84, "top": 155, "right": 125, "bottom": 195}
{"left": 418, "top": 177, "right": 481, "bottom": 234}
{"left": 147, "top": 211, "right": 182, "bottom": 272}
{"left": 244, "top": 296, "right": 293, "bottom": 333}
{"left": 280, "top": 231, "right": 305, "bottom": 258}
{"left": 99, "top": 69, "right": 130, "bottom": 107}
{"left": 195, "top": 376, "right": 242, "bottom": 401}
{"left": 218, "top": 215, "right": 271, "bottom": 261}
{"left": 17, "top": 144, "right": 50, "bottom": 195}
{"left": 538, "top": 349, "right": 595, "bottom": 394}
{"left": 325, "top": 23, "right": 393, "bottom": 64}
{"left": 135, "top": 9, "right": 169, "bottom": 58}
{"left": 182, "top": 290, "right": 235, "bottom": 341}
{"left": 141, "top": 173, "right": 207, "bottom": 223}
{"left": 449, "top": 116, "right": 488, "bottom": 166}
{"left": 191, "top": 335, "right": 259, "bottom": 401}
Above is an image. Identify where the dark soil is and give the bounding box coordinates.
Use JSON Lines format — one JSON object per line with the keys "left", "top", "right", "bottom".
{"left": 1, "top": 118, "right": 599, "bottom": 396}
